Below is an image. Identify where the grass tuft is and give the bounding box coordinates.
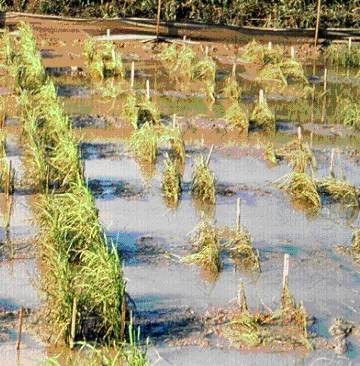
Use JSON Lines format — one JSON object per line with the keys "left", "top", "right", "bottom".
{"left": 250, "top": 93, "right": 275, "bottom": 131}
{"left": 161, "top": 155, "right": 182, "bottom": 208}
{"left": 225, "top": 102, "right": 249, "bottom": 132}
{"left": 129, "top": 123, "right": 158, "bottom": 164}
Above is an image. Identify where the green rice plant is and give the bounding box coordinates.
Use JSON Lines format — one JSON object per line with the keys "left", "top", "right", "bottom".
{"left": 126, "top": 319, "right": 151, "bottom": 366}
{"left": 352, "top": 229, "right": 360, "bottom": 258}
{"left": 264, "top": 143, "right": 278, "bottom": 165}
{"left": 174, "top": 45, "right": 197, "bottom": 80}
{"left": 182, "top": 219, "right": 222, "bottom": 274}
{"left": 160, "top": 126, "right": 186, "bottom": 171}
{"left": 0, "top": 29, "right": 15, "bottom": 66}
{"left": 79, "top": 240, "right": 125, "bottom": 341}
{"left": 256, "top": 63, "right": 287, "bottom": 86}
{"left": 162, "top": 155, "right": 182, "bottom": 207}
{"left": 0, "top": 98, "right": 5, "bottom": 128}
{"left": 83, "top": 39, "right": 124, "bottom": 80}
{"left": 224, "top": 228, "right": 260, "bottom": 271}
{"left": 123, "top": 92, "right": 139, "bottom": 129}
{"left": 129, "top": 123, "right": 158, "bottom": 164}
{"left": 317, "top": 177, "right": 359, "bottom": 208}
{"left": 193, "top": 56, "right": 216, "bottom": 82}
{"left": 336, "top": 97, "right": 360, "bottom": 130}
{"left": 159, "top": 43, "right": 178, "bottom": 69}
{"left": 239, "top": 40, "right": 283, "bottom": 65}
{"left": 325, "top": 44, "right": 360, "bottom": 67}
{"left": 278, "top": 172, "right": 321, "bottom": 211}
{"left": 223, "top": 76, "right": 241, "bottom": 101}
{"left": 279, "top": 58, "right": 308, "bottom": 84}
{"left": 191, "top": 155, "right": 216, "bottom": 205}
{"left": 250, "top": 93, "right": 275, "bottom": 131}
{"left": 225, "top": 101, "right": 249, "bottom": 132}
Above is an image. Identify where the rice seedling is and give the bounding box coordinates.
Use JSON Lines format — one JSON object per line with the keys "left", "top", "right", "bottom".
{"left": 277, "top": 172, "right": 321, "bottom": 211}
{"left": 264, "top": 143, "right": 278, "bottom": 165}
{"left": 159, "top": 43, "right": 178, "bottom": 69}
{"left": 0, "top": 97, "right": 6, "bottom": 127}
{"left": 225, "top": 101, "right": 249, "bottom": 132}
{"left": 250, "top": 91, "right": 275, "bottom": 131}
{"left": 336, "top": 97, "right": 360, "bottom": 130}
{"left": 191, "top": 152, "right": 216, "bottom": 205}
{"left": 0, "top": 29, "right": 15, "bottom": 66}
{"left": 317, "top": 177, "right": 359, "bottom": 208}
{"left": 126, "top": 319, "right": 151, "bottom": 366}
{"left": 161, "top": 155, "right": 182, "bottom": 207}
{"left": 83, "top": 39, "right": 124, "bottom": 80}
{"left": 181, "top": 219, "right": 222, "bottom": 274}
{"left": 279, "top": 58, "right": 308, "bottom": 84}
{"left": 160, "top": 125, "right": 186, "bottom": 171}
{"left": 351, "top": 229, "right": 360, "bottom": 259}
{"left": 256, "top": 63, "right": 287, "bottom": 86}
{"left": 193, "top": 56, "right": 216, "bottom": 82}
{"left": 174, "top": 45, "right": 197, "bottom": 80}
{"left": 239, "top": 40, "right": 283, "bottom": 65}
{"left": 325, "top": 43, "right": 360, "bottom": 67}
{"left": 129, "top": 123, "right": 158, "bottom": 164}
{"left": 223, "top": 75, "right": 241, "bottom": 101}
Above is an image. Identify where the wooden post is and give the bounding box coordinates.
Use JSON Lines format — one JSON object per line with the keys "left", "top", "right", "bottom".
{"left": 205, "top": 46, "right": 209, "bottom": 57}
{"left": 106, "top": 29, "right": 110, "bottom": 40}
{"left": 130, "top": 61, "right": 135, "bottom": 89}
{"left": 156, "top": 0, "right": 162, "bottom": 40}
{"left": 146, "top": 80, "right": 150, "bottom": 100}
{"left": 282, "top": 254, "right": 290, "bottom": 288}
{"left": 232, "top": 63, "right": 236, "bottom": 77}
{"left": 314, "top": 0, "right": 321, "bottom": 47}
{"left": 236, "top": 197, "right": 241, "bottom": 232}
{"left": 348, "top": 37, "right": 352, "bottom": 51}
{"left": 70, "top": 297, "right": 77, "bottom": 349}
{"left": 16, "top": 307, "right": 24, "bottom": 351}
{"left": 206, "top": 144, "right": 214, "bottom": 166}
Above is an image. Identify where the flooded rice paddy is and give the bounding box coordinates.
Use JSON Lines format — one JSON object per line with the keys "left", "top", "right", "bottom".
{"left": 1, "top": 41, "right": 360, "bottom": 366}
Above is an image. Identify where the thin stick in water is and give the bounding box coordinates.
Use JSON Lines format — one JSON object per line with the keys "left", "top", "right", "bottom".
{"left": 130, "top": 61, "right": 135, "bottom": 89}
{"left": 282, "top": 254, "right": 290, "bottom": 288}
{"left": 70, "top": 297, "right": 77, "bottom": 349}
{"left": 16, "top": 307, "right": 24, "bottom": 351}
{"left": 206, "top": 144, "right": 214, "bottom": 166}
{"left": 236, "top": 197, "right": 241, "bottom": 232}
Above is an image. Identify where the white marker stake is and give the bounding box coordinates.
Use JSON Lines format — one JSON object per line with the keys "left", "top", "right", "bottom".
{"left": 232, "top": 63, "right": 236, "bottom": 77}
{"left": 297, "top": 126, "right": 302, "bottom": 142}
{"left": 236, "top": 198, "right": 241, "bottom": 232}
{"left": 259, "top": 89, "right": 264, "bottom": 105}
{"left": 330, "top": 148, "right": 335, "bottom": 177}
{"left": 106, "top": 29, "right": 110, "bottom": 40}
{"left": 268, "top": 41, "right": 272, "bottom": 50}
{"left": 146, "top": 80, "right": 150, "bottom": 100}
{"left": 348, "top": 37, "right": 352, "bottom": 51}
{"left": 323, "top": 68, "right": 327, "bottom": 92}
{"left": 130, "top": 61, "right": 135, "bottom": 89}
{"left": 205, "top": 46, "right": 209, "bottom": 56}
{"left": 291, "top": 46, "right": 295, "bottom": 60}
{"left": 283, "top": 254, "right": 290, "bottom": 287}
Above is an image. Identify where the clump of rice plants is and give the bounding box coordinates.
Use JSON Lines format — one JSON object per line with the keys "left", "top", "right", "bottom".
{"left": 123, "top": 92, "right": 160, "bottom": 129}
{"left": 191, "top": 151, "right": 216, "bottom": 205}
{"left": 129, "top": 123, "right": 158, "bottom": 164}
{"left": 182, "top": 219, "right": 222, "bottom": 274}
{"left": 223, "top": 75, "right": 241, "bottom": 101}
{"left": 325, "top": 43, "right": 360, "bottom": 67}
{"left": 250, "top": 91, "right": 275, "bottom": 131}
{"left": 279, "top": 58, "right": 308, "bottom": 84}
{"left": 264, "top": 143, "right": 278, "bottom": 165}
{"left": 0, "top": 29, "right": 15, "bottom": 66}
{"left": 225, "top": 102, "right": 249, "bottom": 132}
{"left": 317, "top": 177, "right": 359, "bottom": 208}
{"left": 162, "top": 155, "right": 182, "bottom": 208}
{"left": 83, "top": 38, "right": 124, "bottom": 80}
{"left": 224, "top": 228, "right": 260, "bottom": 271}
{"left": 256, "top": 63, "right": 287, "bottom": 86}
{"left": 221, "top": 279, "right": 310, "bottom": 350}
{"left": 351, "top": 229, "right": 360, "bottom": 260}
{"left": 239, "top": 40, "right": 283, "bottom": 65}
{"left": 160, "top": 125, "right": 186, "bottom": 170}
{"left": 336, "top": 97, "right": 360, "bottom": 130}
{"left": 194, "top": 56, "right": 216, "bottom": 82}
{"left": 278, "top": 172, "right": 321, "bottom": 211}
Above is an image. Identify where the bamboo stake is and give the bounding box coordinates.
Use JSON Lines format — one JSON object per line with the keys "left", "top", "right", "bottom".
{"left": 206, "top": 144, "right": 214, "bottom": 166}
{"left": 348, "top": 37, "right": 352, "bottom": 51}
{"left": 282, "top": 254, "right": 290, "bottom": 288}
{"left": 70, "top": 297, "right": 77, "bottom": 349}
{"left": 232, "top": 63, "right": 236, "bottom": 77}
{"left": 16, "top": 307, "right": 24, "bottom": 351}
{"left": 330, "top": 148, "right": 335, "bottom": 177}
{"left": 268, "top": 41, "right": 272, "bottom": 50}
{"left": 297, "top": 126, "right": 302, "bottom": 142}
{"left": 323, "top": 68, "right": 327, "bottom": 92}
{"left": 236, "top": 197, "right": 241, "bottom": 232}
{"left": 106, "top": 29, "right": 110, "bottom": 40}
{"left": 259, "top": 89, "right": 264, "bottom": 104}
{"left": 290, "top": 46, "right": 295, "bottom": 60}
{"left": 314, "top": 0, "right": 321, "bottom": 47}
{"left": 156, "top": 0, "right": 161, "bottom": 41}
{"left": 205, "top": 46, "right": 209, "bottom": 56}
{"left": 146, "top": 79, "right": 150, "bottom": 100}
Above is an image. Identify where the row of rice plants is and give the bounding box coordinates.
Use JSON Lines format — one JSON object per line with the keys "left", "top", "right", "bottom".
{"left": 3, "top": 23, "right": 149, "bottom": 364}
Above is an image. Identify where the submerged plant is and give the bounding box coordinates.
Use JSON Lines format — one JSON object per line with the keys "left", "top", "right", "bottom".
{"left": 317, "top": 177, "right": 359, "bottom": 208}
{"left": 129, "top": 123, "right": 158, "bottom": 164}
{"left": 278, "top": 172, "right": 321, "bottom": 211}
{"left": 225, "top": 102, "right": 249, "bottom": 132}
{"left": 191, "top": 154, "right": 216, "bottom": 205}
{"left": 162, "top": 155, "right": 182, "bottom": 207}
{"left": 182, "top": 219, "right": 222, "bottom": 274}
{"left": 250, "top": 92, "right": 275, "bottom": 131}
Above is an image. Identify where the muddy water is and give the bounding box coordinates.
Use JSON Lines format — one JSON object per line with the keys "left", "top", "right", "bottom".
{"left": 1, "top": 55, "right": 360, "bottom": 365}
